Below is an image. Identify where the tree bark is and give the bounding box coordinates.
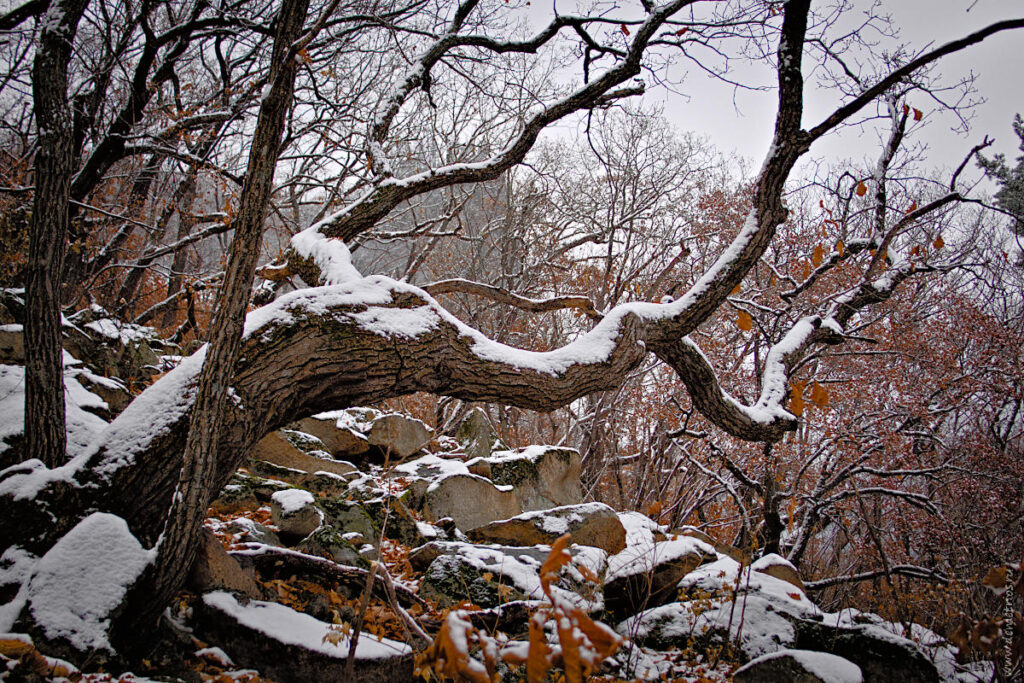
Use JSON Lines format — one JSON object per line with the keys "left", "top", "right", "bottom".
{"left": 23, "top": 0, "right": 90, "bottom": 468}
{"left": 112, "top": 0, "right": 310, "bottom": 650}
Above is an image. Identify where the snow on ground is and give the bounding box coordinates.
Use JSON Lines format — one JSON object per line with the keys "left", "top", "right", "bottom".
{"left": 202, "top": 591, "right": 411, "bottom": 659}
{"left": 0, "top": 362, "right": 107, "bottom": 460}
{"left": 26, "top": 513, "right": 154, "bottom": 652}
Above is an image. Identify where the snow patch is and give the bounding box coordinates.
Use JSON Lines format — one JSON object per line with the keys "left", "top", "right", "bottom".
{"left": 27, "top": 513, "right": 154, "bottom": 652}
{"left": 202, "top": 591, "right": 411, "bottom": 659}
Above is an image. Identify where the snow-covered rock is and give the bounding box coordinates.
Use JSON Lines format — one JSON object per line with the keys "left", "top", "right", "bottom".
{"left": 467, "top": 445, "right": 582, "bottom": 512}
{"left": 270, "top": 489, "right": 323, "bottom": 541}
{"left": 197, "top": 591, "right": 413, "bottom": 681}
{"left": 467, "top": 502, "right": 626, "bottom": 555}
{"left": 604, "top": 535, "right": 715, "bottom": 622}
{"left": 734, "top": 649, "right": 863, "bottom": 683}
{"left": 422, "top": 472, "right": 520, "bottom": 530}
{"left": 26, "top": 513, "right": 154, "bottom": 653}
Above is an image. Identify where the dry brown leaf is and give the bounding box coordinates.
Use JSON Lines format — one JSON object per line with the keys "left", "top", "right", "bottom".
{"left": 737, "top": 310, "right": 753, "bottom": 332}
{"left": 790, "top": 381, "right": 806, "bottom": 417}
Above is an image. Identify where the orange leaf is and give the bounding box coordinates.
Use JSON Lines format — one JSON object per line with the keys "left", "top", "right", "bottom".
{"left": 737, "top": 310, "right": 753, "bottom": 332}
{"left": 731, "top": 283, "right": 741, "bottom": 295}
{"left": 540, "top": 534, "right": 572, "bottom": 593}
{"left": 526, "top": 614, "right": 551, "bottom": 683}
{"left": 811, "top": 244, "right": 824, "bottom": 267}
{"left": 790, "top": 381, "right": 806, "bottom": 417}
{"left": 906, "top": 201, "right": 918, "bottom": 213}
{"left": 810, "top": 381, "right": 829, "bottom": 408}
{"left": 800, "top": 260, "right": 811, "bottom": 280}
{"left": 676, "top": 27, "right": 688, "bottom": 36}
{"left": 902, "top": 103, "right": 910, "bottom": 115}
{"left": 558, "top": 616, "right": 583, "bottom": 683}
{"left": 836, "top": 240, "right": 845, "bottom": 257}
{"left": 913, "top": 108, "right": 923, "bottom": 121}
{"left": 933, "top": 235, "right": 945, "bottom": 249}
{"left": 855, "top": 181, "right": 867, "bottom": 197}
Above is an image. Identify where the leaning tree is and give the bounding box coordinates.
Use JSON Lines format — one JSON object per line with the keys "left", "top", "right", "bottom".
{"left": 2, "top": 0, "right": 1023, "bottom": 660}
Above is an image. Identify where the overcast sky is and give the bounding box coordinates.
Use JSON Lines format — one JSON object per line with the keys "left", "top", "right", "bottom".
{"left": 651, "top": 0, "right": 1022, "bottom": 180}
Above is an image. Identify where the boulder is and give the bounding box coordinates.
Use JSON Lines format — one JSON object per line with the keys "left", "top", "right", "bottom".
{"left": 793, "top": 619, "right": 939, "bottom": 683}
{"left": 270, "top": 489, "right": 323, "bottom": 542}
{"left": 0, "top": 324, "right": 24, "bottom": 363}
{"left": 319, "top": 498, "right": 378, "bottom": 544}
{"left": 249, "top": 459, "right": 352, "bottom": 498}
{"left": 422, "top": 473, "right": 520, "bottom": 531}
{"left": 677, "top": 525, "right": 745, "bottom": 563}
{"left": 734, "top": 650, "right": 863, "bottom": 683}
{"left": 296, "top": 525, "right": 369, "bottom": 568}
{"left": 618, "top": 594, "right": 800, "bottom": 659}
{"left": 467, "top": 502, "right": 626, "bottom": 555}
{"left": 196, "top": 591, "right": 413, "bottom": 682}
{"left": 456, "top": 407, "right": 503, "bottom": 459}
{"left": 604, "top": 535, "right": 714, "bottom": 622}
{"left": 294, "top": 414, "right": 370, "bottom": 458}
{"left": 251, "top": 431, "right": 359, "bottom": 478}
{"left": 368, "top": 414, "right": 432, "bottom": 458}
{"left": 752, "top": 553, "right": 804, "bottom": 591}
{"left": 468, "top": 446, "right": 582, "bottom": 511}
{"left": 189, "top": 528, "right": 262, "bottom": 598}
{"left": 211, "top": 472, "right": 291, "bottom": 515}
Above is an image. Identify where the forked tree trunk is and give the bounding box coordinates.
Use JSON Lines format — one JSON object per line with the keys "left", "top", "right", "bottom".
{"left": 112, "top": 0, "right": 311, "bottom": 650}
{"left": 23, "top": 0, "right": 90, "bottom": 468}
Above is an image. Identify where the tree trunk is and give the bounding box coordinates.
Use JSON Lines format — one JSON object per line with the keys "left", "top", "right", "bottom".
{"left": 112, "top": 0, "right": 311, "bottom": 650}
{"left": 23, "top": 0, "right": 90, "bottom": 468}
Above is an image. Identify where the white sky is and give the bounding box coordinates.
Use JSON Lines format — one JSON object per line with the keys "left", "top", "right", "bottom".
{"left": 658, "top": 0, "right": 1023, "bottom": 177}
{"left": 528, "top": 0, "right": 1022, "bottom": 183}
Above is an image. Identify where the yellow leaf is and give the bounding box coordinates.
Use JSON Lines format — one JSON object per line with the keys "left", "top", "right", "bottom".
{"left": 855, "top": 181, "right": 867, "bottom": 197}
{"left": 737, "top": 310, "right": 753, "bottom": 332}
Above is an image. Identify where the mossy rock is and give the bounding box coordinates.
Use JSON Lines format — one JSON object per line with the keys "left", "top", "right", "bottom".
{"left": 362, "top": 497, "right": 428, "bottom": 547}
{"left": 319, "top": 498, "right": 379, "bottom": 543}
{"left": 296, "top": 525, "right": 370, "bottom": 568}
{"left": 419, "top": 554, "right": 527, "bottom": 608}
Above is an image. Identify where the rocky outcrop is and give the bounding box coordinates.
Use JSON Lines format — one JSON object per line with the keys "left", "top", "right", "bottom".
{"left": 604, "top": 535, "right": 714, "bottom": 622}
{"left": 467, "top": 446, "right": 582, "bottom": 511}
{"left": 752, "top": 553, "right": 805, "bottom": 591}
{"left": 367, "top": 413, "right": 432, "bottom": 458}
{"left": 466, "top": 502, "right": 626, "bottom": 555}
{"left": 421, "top": 473, "right": 520, "bottom": 530}
{"left": 456, "top": 407, "right": 503, "bottom": 459}
{"left": 294, "top": 413, "right": 370, "bottom": 458}
{"left": 251, "top": 430, "right": 359, "bottom": 478}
